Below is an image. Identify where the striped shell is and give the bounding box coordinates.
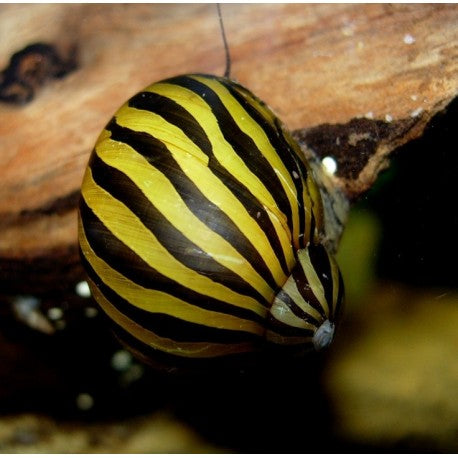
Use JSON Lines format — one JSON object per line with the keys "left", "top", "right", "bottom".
{"left": 78, "top": 74, "right": 344, "bottom": 366}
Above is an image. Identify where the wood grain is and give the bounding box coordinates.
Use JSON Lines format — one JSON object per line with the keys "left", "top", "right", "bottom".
{"left": 0, "top": 4, "right": 457, "bottom": 292}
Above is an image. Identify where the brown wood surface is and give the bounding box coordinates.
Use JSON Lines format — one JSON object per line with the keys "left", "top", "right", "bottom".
{"left": 0, "top": 4, "right": 457, "bottom": 292}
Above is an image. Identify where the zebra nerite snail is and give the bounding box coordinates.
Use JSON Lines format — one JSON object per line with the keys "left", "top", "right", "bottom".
{"left": 78, "top": 73, "right": 344, "bottom": 367}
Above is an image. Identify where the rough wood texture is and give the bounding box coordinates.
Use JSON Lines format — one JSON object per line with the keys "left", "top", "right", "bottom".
{"left": 0, "top": 4, "right": 457, "bottom": 292}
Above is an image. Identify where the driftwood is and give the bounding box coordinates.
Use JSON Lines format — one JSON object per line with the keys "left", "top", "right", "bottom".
{"left": 0, "top": 3, "right": 457, "bottom": 293}
{"left": 0, "top": 4, "right": 457, "bottom": 453}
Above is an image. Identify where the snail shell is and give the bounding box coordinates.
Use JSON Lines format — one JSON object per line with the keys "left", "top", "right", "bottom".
{"left": 78, "top": 74, "right": 344, "bottom": 366}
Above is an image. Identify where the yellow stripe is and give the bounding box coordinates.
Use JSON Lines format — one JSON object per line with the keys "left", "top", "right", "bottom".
{"left": 306, "top": 172, "right": 324, "bottom": 238}
{"left": 226, "top": 78, "right": 325, "bottom": 242}
{"left": 96, "top": 136, "right": 273, "bottom": 306}
{"left": 228, "top": 81, "right": 279, "bottom": 132}
{"left": 79, "top": 218, "right": 265, "bottom": 336}
{"left": 115, "top": 102, "right": 209, "bottom": 164}
{"left": 280, "top": 270, "right": 324, "bottom": 322}
{"left": 114, "top": 103, "right": 287, "bottom": 288}
{"left": 270, "top": 296, "right": 316, "bottom": 331}
{"left": 147, "top": 80, "right": 287, "bottom": 231}
{"left": 81, "top": 167, "right": 268, "bottom": 317}
{"left": 192, "top": 75, "right": 301, "bottom": 253}
{"left": 302, "top": 184, "right": 313, "bottom": 247}
{"left": 273, "top": 116, "right": 325, "bottom": 239}
{"left": 87, "top": 279, "right": 258, "bottom": 358}
{"left": 143, "top": 81, "right": 295, "bottom": 271}
{"left": 297, "top": 248, "right": 329, "bottom": 316}
{"left": 277, "top": 118, "right": 308, "bottom": 167}
{"left": 143, "top": 80, "right": 294, "bottom": 269}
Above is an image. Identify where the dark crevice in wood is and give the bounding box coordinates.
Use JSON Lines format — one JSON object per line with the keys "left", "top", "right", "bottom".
{"left": 0, "top": 190, "right": 80, "bottom": 229}
{"left": 14, "top": 190, "right": 79, "bottom": 224}
{"left": 293, "top": 117, "right": 416, "bottom": 180}
{"left": 0, "top": 42, "right": 78, "bottom": 105}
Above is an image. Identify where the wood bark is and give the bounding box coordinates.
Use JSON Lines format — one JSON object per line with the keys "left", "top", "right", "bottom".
{"left": 0, "top": 5, "right": 457, "bottom": 452}
{"left": 0, "top": 3, "right": 457, "bottom": 292}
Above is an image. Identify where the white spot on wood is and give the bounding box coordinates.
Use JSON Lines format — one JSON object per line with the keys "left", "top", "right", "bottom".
{"left": 403, "top": 33, "right": 416, "bottom": 45}
{"left": 322, "top": 156, "right": 337, "bottom": 175}
{"left": 410, "top": 94, "right": 418, "bottom": 101}
{"left": 364, "top": 111, "right": 374, "bottom": 119}
{"left": 75, "top": 280, "right": 91, "bottom": 298}
{"left": 385, "top": 114, "right": 393, "bottom": 122}
{"left": 341, "top": 25, "right": 355, "bottom": 37}
{"left": 348, "top": 132, "right": 372, "bottom": 146}
{"left": 410, "top": 107, "right": 424, "bottom": 117}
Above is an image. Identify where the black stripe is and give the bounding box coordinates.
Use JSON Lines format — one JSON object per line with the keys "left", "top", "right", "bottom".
{"left": 218, "top": 77, "right": 309, "bottom": 248}
{"left": 291, "top": 256, "right": 327, "bottom": 320}
{"left": 211, "top": 166, "right": 291, "bottom": 275}
{"left": 128, "top": 90, "right": 290, "bottom": 276}
{"left": 303, "top": 174, "right": 323, "bottom": 243}
{"left": 267, "top": 314, "right": 315, "bottom": 338}
{"left": 274, "top": 288, "right": 321, "bottom": 327}
{"left": 307, "top": 244, "right": 333, "bottom": 317}
{"left": 274, "top": 117, "right": 309, "bottom": 245}
{"left": 129, "top": 91, "right": 214, "bottom": 156}
{"left": 80, "top": 247, "right": 263, "bottom": 345}
{"left": 309, "top": 210, "right": 316, "bottom": 244}
{"left": 111, "top": 320, "right": 261, "bottom": 369}
{"left": 89, "top": 153, "right": 269, "bottom": 309}
{"left": 105, "top": 119, "right": 281, "bottom": 292}
{"left": 80, "top": 198, "right": 267, "bottom": 325}
{"left": 164, "top": 75, "right": 296, "bottom": 247}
